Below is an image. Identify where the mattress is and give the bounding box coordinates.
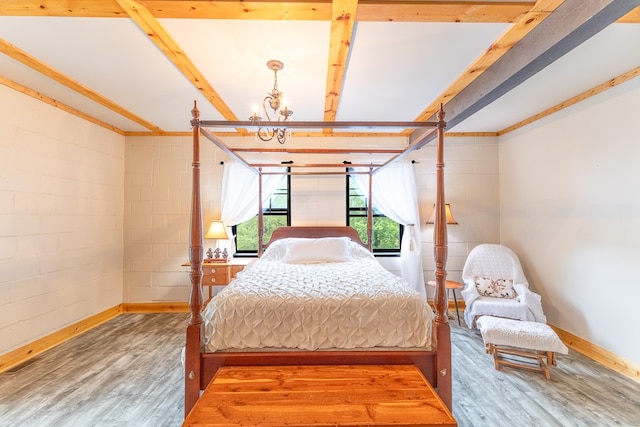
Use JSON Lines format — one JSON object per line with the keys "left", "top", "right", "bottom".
{"left": 202, "top": 238, "right": 433, "bottom": 352}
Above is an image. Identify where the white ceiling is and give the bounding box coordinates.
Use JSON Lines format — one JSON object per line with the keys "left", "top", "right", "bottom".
{"left": 0, "top": 1, "right": 638, "bottom": 137}
{"left": 456, "top": 23, "right": 640, "bottom": 133}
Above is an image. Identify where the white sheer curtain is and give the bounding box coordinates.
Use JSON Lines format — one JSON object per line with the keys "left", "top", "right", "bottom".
{"left": 354, "top": 161, "right": 425, "bottom": 297}
{"left": 220, "top": 162, "right": 286, "bottom": 250}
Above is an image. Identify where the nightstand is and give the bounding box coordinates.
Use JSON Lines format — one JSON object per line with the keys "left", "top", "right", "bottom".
{"left": 182, "top": 261, "right": 244, "bottom": 300}
{"left": 427, "top": 280, "right": 463, "bottom": 326}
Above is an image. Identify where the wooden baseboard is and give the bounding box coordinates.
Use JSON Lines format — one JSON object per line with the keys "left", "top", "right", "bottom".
{"left": 0, "top": 304, "right": 123, "bottom": 374}
{"left": 428, "top": 300, "right": 466, "bottom": 311}
{"left": 3, "top": 302, "right": 637, "bottom": 385}
{"left": 121, "top": 302, "right": 190, "bottom": 313}
{"left": 450, "top": 300, "right": 465, "bottom": 310}
{"left": 0, "top": 302, "right": 188, "bottom": 374}
{"left": 550, "top": 324, "right": 640, "bottom": 384}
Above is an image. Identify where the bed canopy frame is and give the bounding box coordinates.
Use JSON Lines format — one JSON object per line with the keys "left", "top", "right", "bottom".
{"left": 185, "top": 101, "right": 453, "bottom": 415}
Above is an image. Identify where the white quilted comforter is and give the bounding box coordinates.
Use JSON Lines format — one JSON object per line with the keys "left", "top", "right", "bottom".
{"left": 202, "top": 241, "right": 432, "bottom": 352}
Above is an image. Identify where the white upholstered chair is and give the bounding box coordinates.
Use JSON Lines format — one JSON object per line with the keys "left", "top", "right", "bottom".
{"left": 461, "top": 244, "right": 546, "bottom": 328}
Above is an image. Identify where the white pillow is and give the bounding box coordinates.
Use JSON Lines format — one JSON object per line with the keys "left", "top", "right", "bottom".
{"left": 281, "top": 237, "right": 352, "bottom": 264}
{"left": 260, "top": 239, "right": 288, "bottom": 260}
{"left": 474, "top": 276, "right": 518, "bottom": 299}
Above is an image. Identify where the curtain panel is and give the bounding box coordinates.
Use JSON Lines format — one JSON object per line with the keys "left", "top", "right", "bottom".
{"left": 354, "top": 161, "right": 425, "bottom": 297}
{"left": 220, "top": 162, "right": 286, "bottom": 251}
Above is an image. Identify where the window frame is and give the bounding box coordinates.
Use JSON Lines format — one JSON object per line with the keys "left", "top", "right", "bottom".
{"left": 345, "top": 169, "right": 403, "bottom": 254}
{"left": 232, "top": 169, "right": 291, "bottom": 256}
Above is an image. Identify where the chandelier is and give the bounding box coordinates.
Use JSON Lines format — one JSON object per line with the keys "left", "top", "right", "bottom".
{"left": 249, "top": 60, "right": 293, "bottom": 144}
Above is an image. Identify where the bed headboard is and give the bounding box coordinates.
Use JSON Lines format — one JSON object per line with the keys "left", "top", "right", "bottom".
{"left": 265, "top": 226, "right": 368, "bottom": 249}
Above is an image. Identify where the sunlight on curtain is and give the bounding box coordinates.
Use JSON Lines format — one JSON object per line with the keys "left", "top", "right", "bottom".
{"left": 220, "top": 162, "right": 286, "bottom": 249}
{"left": 354, "top": 161, "right": 425, "bottom": 297}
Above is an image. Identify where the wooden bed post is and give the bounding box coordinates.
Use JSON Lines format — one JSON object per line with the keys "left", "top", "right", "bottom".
{"left": 258, "top": 168, "right": 264, "bottom": 256}
{"left": 185, "top": 101, "right": 205, "bottom": 416}
{"left": 433, "top": 104, "right": 452, "bottom": 409}
{"left": 367, "top": 168, "right": 373, "bottom": 252}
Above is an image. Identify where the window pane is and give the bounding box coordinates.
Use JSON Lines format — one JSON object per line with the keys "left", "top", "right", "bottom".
{"left": 348, "top": 216, "right": 368, "bottom": 244}
{"left": 349, "top": 195, "right": 366, "bottom": 208}
{"left": 348, "top": 216, "right": 401, "bottom": 250}
{"left": 267, "top": 189, "right": 288, "bottom": 210}
{"left": 372, "top": 216, "right": 401, "bottom": 250}
{"left": 346, "top": 173, "right": 401, "bottom": 252}
{"left": 236, "top": 215, "right": 288, "bottom": 251}
{"left": 233, "top": 172, "right": 290, "bottom": 254}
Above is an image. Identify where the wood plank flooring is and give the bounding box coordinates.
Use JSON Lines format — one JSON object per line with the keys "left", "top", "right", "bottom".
{"left": 1, "top": 313, "right": 639, "bottom": 427}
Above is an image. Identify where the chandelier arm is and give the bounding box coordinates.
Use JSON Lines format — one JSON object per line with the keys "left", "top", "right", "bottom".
{"left": 256, "top": 127, "right": 274, "bottom": 142}
{"left": 262, "top": 96, "right": 276, "bottom": 121}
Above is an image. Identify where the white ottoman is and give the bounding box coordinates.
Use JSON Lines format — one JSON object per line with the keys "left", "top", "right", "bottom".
{"left": 476, "top": 315, "right": 568, "bottom": 380}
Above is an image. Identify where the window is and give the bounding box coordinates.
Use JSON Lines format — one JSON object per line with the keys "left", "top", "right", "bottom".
{"left": 233, "top": 171, "right": 290, "bottom": 254}
{"left": 346, "top": 171, "right": 402, "bottom": 253}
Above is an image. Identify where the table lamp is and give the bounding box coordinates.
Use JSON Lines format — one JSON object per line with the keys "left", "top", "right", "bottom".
{"left": 204, "top": 220, "right": 231, "bottom": 262}
{"left": 426, "top": 203, "right": 458, "bottom": 225}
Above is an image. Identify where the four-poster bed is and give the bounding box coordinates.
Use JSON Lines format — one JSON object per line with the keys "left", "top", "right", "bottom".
{"left": 184, "top": 102, "right": 453, "bottom": 417}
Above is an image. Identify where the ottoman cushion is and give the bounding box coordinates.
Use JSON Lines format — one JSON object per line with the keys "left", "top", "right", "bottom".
{"left": 476, "top": 315, "right": 568, "bottom": 354}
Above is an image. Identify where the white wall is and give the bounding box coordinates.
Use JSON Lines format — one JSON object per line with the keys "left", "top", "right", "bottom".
{"left": 123, "top": 136, "right": 224, "bottom": 302}
{"left": 123, "top": 134, "right": 500, "bottom": 302}
{"left": 0, "top": 86, "right": 124, "bottom": 355}
{"left": 499, "top": 77, "right": 640, "bottom": 365}
{"left": 412, "top": 136, "right": 501, "bottom": 292}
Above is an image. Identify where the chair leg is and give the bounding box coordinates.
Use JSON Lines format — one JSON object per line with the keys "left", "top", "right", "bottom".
{"left": 452, "top": 290, "right": 461, "bottom": 326}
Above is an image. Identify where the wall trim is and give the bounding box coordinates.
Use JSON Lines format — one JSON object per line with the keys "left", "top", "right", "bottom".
{"left": 550, "top": 324, "right": 640, "bottom": 384}
{"left": 0, "top": 304, "right": 123, "bottom": 374}
{"left": 121, "top": 302, "right": 190, "bottom": 313}
{"left": 499, "top": 65, "right": 640, "bottom": 135}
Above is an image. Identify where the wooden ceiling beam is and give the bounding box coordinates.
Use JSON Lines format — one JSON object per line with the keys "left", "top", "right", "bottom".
{"left": 323, "top": 0, "right": 358, "bottom": 128}
{"left": 0, "top": 76, "right": 125, "bottom": 135}
{"left": 409, "top": 0, "right": 640, "bottom": 146}
{"left": 114, "top": 0, "right": 246, "bottom": 134}
{"left": 0, "top": 1, "right": 533, "bottom": 23}
{"left": 145, "top": 1, "right": 332, "bottom": 20}
{"left": 1, "top": 1, "right": 636, "bottom": 22}
{"left": 618, "top": 4, "right": 640, "bottom": 21}
{"left": 0, "top": 0, "right": 127, "bottom": 17}
{"left": 499, "top": 65, "right": 640, "bottom": 135}
{"left": 355, "top": 1, "right": 534, "bottom": 23}
{"left": 407, "top": 0, "right": 564, "bottom": 137}
{"left": 0, "top": 37, "right": 164, "bottom": 132}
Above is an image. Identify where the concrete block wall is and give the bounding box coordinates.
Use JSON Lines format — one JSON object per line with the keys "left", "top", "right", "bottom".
{"left": 0, "top": 85, "right": 124, "bottom": 355}
{"left": 123, "top": 136, "right": 226, "bottom": 302}
{"left": 123, "top": 134, "right": 500, "bottom": 302}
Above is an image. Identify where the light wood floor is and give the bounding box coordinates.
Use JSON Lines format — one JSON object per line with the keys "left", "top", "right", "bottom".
{"left": 1, "top": 313, "right": 639, "bottom": 427}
